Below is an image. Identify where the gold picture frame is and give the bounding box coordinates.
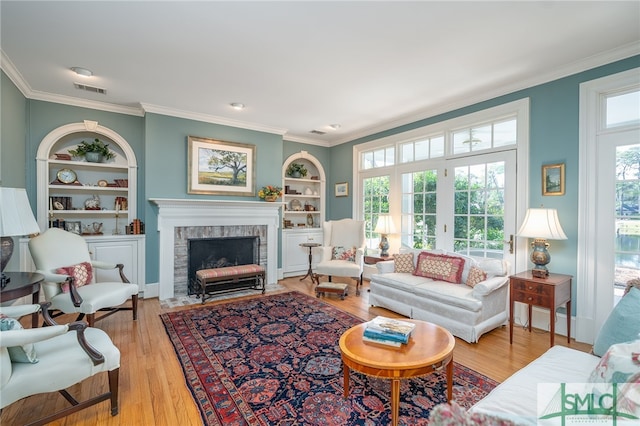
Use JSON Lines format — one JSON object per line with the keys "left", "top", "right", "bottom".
{"left": 542, "top": 163, "right": 565, "bottom": 196}
{"left": 335, "top": 182, "right": 348, "bottom": 197}
{"left": 188, "top": 136, "right": 256, "bottom": 196}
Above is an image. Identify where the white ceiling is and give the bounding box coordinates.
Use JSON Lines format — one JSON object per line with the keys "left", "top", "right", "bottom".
{"left": 1, "top": 1, "right": 639, "bottom": 146}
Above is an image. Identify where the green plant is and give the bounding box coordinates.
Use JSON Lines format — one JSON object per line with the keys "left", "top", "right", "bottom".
{"left": 258, "top": 185, "right": 283, "bottom": 199}
{"left": 287, "top": 162, "right": 308, "bottom": 177}
{"left": 68, "top": 138, "right": 115, "bottom": 160}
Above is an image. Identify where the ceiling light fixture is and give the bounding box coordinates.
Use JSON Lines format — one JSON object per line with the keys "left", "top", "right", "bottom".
{"left": 329, "top": 124, "right": 341, "bottom": 130}
{"left": 71, "top": 67, "right": 93, "bottom": 77}
{"left": 230, "top": 103, "right": 245, "bottom": 110}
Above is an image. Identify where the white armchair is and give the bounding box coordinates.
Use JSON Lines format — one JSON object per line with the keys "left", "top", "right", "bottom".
{"left": 28, "top": 228, "right": 139, "bottom": 327}
{"left": 313, "top": 219, "right": 366, "bottom": 295}
{"left": 0, "top": 303, "right": 120, "bottom": 424}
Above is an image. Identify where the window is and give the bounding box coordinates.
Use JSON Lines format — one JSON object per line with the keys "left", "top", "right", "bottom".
{"left": 401, "top": 170, "right": 437, "bottom": 249}
{"left": 355, "top": 99, "right": 527, "bottom": 262}
{"left": 606, "top": 90, "right": 640, "bottom": 128}
{"left": 363, "top": 176, "right": 390, "bottom": 248}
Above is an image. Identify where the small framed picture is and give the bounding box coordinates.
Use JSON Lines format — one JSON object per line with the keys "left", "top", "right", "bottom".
{"left": 542, "top": 163, "right": 565, "bottom": 196}
{"left": 335, "top": 182, "right": 348, "bottom": 197}
{"left": 65, "top": 221, "right": 81, "bottom": 235}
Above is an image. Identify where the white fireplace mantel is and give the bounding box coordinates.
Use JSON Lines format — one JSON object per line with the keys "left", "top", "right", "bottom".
{"left": 151, "top": 198, "right": 282, "bottom": 300}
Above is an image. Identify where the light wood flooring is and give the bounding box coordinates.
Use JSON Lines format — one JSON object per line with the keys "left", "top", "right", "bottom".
{"left": 1, "top": 276, "right": 591, "bottom": 425}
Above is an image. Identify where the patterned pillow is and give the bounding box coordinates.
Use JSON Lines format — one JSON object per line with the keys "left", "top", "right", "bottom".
{"left": 466, "top": 266, "right": 487, "bottom": 288}
{"left": 429, "top": 401, "right": 516, "bottom": 425}
{"left": 56, "top": 261, "right": 93, "bottom": 293}
{"left": 413, "top": 252, "right": 466, "bottom": 284}
{"left": 331, "top": 246, "right": 356, "bottom": 262}
{"left": 0, "top": 314, "right": 39, "bottom": 363}
{"left": 393, "top": 253, "right": 414, "bottom": 273}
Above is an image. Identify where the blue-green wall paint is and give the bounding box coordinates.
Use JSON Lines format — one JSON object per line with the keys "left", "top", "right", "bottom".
{"left": 144, "top": 113, "right": 284, "bottom": 283}
{"left": 1, "top": 71, "right": 28, "bottom": 188}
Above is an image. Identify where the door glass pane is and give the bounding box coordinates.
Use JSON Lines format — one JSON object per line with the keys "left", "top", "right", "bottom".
{"left": 363, "top": 176, "right": 390, "bottom": 249}
{"left": 607, "top": 91, "right": 640, "bottom": 128}
{"left": 401, "top": 170, "right": 437, "bottom": 249}
{"left": 615, "top": 144, "right": 640, "bottom": 292}
{"left": 454, "top": 161, "right": 506, "bottom": 258}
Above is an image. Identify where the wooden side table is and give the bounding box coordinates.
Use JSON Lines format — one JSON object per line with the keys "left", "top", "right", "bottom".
{"left": 299, "top": 242, "right": 321, "bottom": 282}
{"left": 509, "top": 271, "right": 572, "bottom": 347}
{"left": 0, "top": 272, "right": 44, "bottom": 328}
{"left": 364, "top": 255, "right": 390, "bottom": 265}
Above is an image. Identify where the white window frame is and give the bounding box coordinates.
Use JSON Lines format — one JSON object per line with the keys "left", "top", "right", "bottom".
{"left": 353, "top": 98, "right": 530, "bottom": 269}
{"left": 577, "top": 68, "right": 640, "bottom": 344}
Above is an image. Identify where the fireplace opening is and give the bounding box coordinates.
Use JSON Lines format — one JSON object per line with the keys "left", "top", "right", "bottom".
{"left": 187, "top": 236, "right": 260, "bottom": 295}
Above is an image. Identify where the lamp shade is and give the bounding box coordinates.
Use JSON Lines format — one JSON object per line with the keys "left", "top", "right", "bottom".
{"left": 0, "top": 188, "right": 40, "bottom": 237}
{"left": 374, "top": 214, "right": 396, "bottom": 235}
{"left": 517, "top": 208, "right": 567, "bottom": 240}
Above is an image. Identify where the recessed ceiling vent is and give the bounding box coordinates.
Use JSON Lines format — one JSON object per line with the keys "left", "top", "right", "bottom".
{"left": 74, "top": 82, "right": 107, "bottom": 95}
{"left": 310, "top": 130, "right": 326, "bottom": 135}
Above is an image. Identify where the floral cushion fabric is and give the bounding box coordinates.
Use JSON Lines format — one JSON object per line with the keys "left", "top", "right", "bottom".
{"left": 393, "top": 253, "right": 414, "bottom": 273}
{"left": 466, "top": 266, "right": 487, "bottom": 288}
{"left": 331, "top": 246, "right": 356, "bottom": 262}
{"left": 413, "top": 252, "right": 466, "bottom": 284}
{"left": 0, "top": 313, "right": 39, "bottom": 363}
{"left": 56, "top": 261, "right": 93, "bottom": 293}
{"left": 428, "top": 401, "right": 516, "bottom": 425}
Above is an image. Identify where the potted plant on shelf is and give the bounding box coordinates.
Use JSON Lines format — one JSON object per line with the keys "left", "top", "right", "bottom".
{"left": 286, "top": 162, "right": 308, "bottom": 178}
{"left": 258, "top": 185, "right": 283, "bottom": 202}
{"left": 68, "top": 138, "right": 115, "bottom": 163}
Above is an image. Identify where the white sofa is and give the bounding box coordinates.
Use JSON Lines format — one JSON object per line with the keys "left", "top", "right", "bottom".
{"left": 469, "top": 345, "right": 601, "bottom": 425}
{"left": 369, "top": 248, "right": 510, "bottom": 343}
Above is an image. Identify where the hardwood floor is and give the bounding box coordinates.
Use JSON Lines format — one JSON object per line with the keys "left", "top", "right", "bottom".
{"left": 1, "top": 276, "right": 592, "bottom": 425}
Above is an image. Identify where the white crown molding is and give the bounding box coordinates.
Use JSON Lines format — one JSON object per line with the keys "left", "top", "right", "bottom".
{"left": 283, "top": 134, "right": 330, "bottom": 147}
{"left": 329, "top": 42, "right": 640, "bottom": 147}
{"left": 141, "top": 103, "right": 288, "bottom": 136}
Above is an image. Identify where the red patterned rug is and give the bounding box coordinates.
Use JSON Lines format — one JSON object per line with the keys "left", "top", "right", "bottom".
{"left": 160, "top": 291, "right": 498, "bottom": 425}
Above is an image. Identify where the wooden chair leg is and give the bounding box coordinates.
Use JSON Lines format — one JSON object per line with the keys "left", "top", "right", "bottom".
{"left": 108, "top": 368, "right": 119, "bottom": 416}
{"left": 131, "top": 294, "right": 138, "bottom": 321}
{"left": 87, "top": 313, "right": 95, "bottom": 328}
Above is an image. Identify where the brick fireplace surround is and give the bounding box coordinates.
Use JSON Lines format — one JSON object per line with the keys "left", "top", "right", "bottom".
{"left": 151, "top": 199, "right": 282, "bottom": 300}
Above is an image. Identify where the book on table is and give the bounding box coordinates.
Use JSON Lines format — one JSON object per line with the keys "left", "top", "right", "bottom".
{"left": 362, "top": 334, "right": 402, "bottom": 348}
{"left": 362, "top": 316, "right": 415, "bottom": 345}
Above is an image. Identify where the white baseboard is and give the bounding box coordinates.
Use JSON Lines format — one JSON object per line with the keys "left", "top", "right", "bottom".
{"left": 144, "top": 282, "right": 159, "bottom": 299}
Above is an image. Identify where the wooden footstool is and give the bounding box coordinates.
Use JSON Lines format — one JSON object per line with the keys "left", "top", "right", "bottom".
{"left": 316, "top": 282, "right": 348, "bottom": 300}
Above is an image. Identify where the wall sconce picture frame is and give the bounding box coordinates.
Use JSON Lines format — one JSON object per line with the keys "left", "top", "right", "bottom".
{"left": 335, "top": 182, "right": 348, "bottom": 197}
{"left": 187, "top": 136, "right": 256, "bottom": 196}
{"left": 542, "top": 163, "right": 565, "bottom": 196}
{"left": 65, "top": 221, "right": 82, "bottom": 235}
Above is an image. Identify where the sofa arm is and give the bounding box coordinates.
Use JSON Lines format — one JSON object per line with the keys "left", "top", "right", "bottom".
{"left": 375, "top": 260, "right": 395, "bottom": 274}
{"left": 472, "top": 276, "right": 508, "bottom": 297}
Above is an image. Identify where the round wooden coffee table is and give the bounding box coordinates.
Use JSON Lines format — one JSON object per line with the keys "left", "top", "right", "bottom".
{"left": 339, "top": 319, "right": 455, "bottom": 426}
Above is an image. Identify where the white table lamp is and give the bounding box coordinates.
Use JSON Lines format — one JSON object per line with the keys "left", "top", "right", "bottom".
{"left": 0, "top": 188, "right": 41, "bottom": 286}
{"left": 517, "top": 208, "right": 567, "bottom": 278}
{"left": 374, "top": 214, "right": 396, "bottom": 257}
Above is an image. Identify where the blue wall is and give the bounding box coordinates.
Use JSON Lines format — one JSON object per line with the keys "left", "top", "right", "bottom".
{"left": 1, "top": 72, "right": 28, "bottom": 188}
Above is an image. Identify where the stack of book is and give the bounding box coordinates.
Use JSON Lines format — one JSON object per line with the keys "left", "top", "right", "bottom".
{"left": 362, "top": 316, "right": 416, "bottom": 347}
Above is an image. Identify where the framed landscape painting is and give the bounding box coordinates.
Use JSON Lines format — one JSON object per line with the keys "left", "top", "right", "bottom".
{"left": 542, "top": 163, "right": 565, "bottom": 196}
{"left": 188, "top": 136, "right": 256, "bottom": 196}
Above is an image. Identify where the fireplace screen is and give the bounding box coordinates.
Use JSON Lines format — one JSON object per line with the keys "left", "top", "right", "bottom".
{"left": 187, "top": 236, "right": 260, "bottom": 294}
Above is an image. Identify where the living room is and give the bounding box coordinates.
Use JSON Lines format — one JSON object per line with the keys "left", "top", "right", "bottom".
{"left": 1, "top": 2, "right": 639, "bottom": 425}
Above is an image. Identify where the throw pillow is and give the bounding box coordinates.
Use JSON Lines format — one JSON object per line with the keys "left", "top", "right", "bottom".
{"left": 428, "top": 401, "right": 516, "bottom": 426}
{"left": 466, "top": 266, "right": 487, "bottom": 288}
{"left": 413, "top": 252, "right": 466, "bottom": 284}
{"left": 393, "top": 253, "right": 414, "bottom": 273}
{"left": 0, "top": 314, "right": 39, "bottom": 363}
{"left": 593, "top": 287, "right": 640, "bottom": 357}
{"left": 331, "top": 246, "right": 356, "bottom": 262}
{"left": 589, "top": 339, "right": 640, "bottom": 384}
{"left": 56, "top": 261, "right": 93, "bottom": 293}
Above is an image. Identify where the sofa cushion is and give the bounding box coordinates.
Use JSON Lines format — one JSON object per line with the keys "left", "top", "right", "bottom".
{"left": 393, "top": 253, "right": 414, "bottom": 273}
{"left": 412, "top": 281, "right": 482, "bottom": 312}
{"left": 414, "top": 252, "right": 465, "bottom": 284}
{"left": 593, "top": 287, "right": 640, "bottom": 357}
{"left": 429, "top": 401, "right": 516, "bottom": 425}
{"left": 589, "top": 339, "right": 640, "bottom": 384}
{"left": 399, "top": 247, "right": 444, "bottom": 268}
{"left": 466, "top": 266, "right": 487, "bottom": 288}
{"left": 477, "top": 258, "right": 509, "bottom": 278}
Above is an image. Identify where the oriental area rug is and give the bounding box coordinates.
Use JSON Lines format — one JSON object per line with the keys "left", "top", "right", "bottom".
{"left": 160, "top": 291, "right": 497, "bottom": 425}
